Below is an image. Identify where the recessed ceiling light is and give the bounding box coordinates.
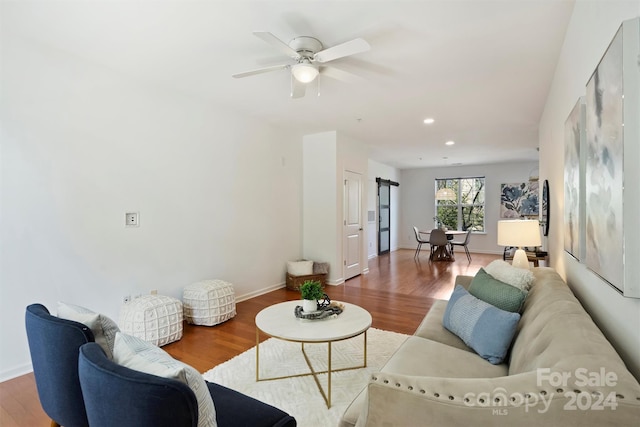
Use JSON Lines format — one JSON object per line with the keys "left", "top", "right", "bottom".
{"left": 445, "top": 140, "right": 455, "bottom": 146}
{"left": 423, "top": 118, "right": 435, "bottom": 124}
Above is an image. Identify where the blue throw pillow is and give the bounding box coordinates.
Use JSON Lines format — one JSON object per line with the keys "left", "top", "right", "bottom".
{"left": 443, "top": 285, "right": 520, "bottom": 364}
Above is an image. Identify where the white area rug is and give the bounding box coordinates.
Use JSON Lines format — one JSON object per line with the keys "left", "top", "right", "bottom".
{"left": 203, "top": 328, "right": 408, "bottom": 427}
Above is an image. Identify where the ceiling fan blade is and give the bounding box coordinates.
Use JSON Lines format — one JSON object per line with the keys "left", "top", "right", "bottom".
{"left": 290, "top": 75, "right": 306, "bottom": 98}
{"left": 232, "top": 64, "right": 289, "bottom": 79}
{"left": 313, "top": 38, "right": 370, "bottom": 63}
{"left": 253, "top": 31, "right": 300, "bottom": 59}
{"left": 320, "top": 66, "right": 363, "bottom": 83}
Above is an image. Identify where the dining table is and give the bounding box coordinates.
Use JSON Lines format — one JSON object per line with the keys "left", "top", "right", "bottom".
{"left": 420, "top": 229, "right": 467, "bottom": 261}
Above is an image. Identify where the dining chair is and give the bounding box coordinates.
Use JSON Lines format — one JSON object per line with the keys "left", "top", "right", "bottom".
{"left": 428, "top": 228, "right": 449, "bottom": 260}
{"left": 450, "top": 229, "right": 472, "bottom": 262}
{"left": 413, "top": 226, "right": 430, "bottom": 258}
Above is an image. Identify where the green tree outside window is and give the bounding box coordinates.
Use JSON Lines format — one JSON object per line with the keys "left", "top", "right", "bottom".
{"left": 435, "top": 177, "right": 485, "bottom": 232}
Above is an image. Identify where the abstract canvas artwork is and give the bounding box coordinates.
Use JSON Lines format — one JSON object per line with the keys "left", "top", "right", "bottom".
{"left": 585, "top": 25, "right": 624, "bottom": 291}
{"left": 564, "top": 98, "right": 585, "bottom": 260}
{"left": 500, "top": 181, "right": 539, "bottom": 218}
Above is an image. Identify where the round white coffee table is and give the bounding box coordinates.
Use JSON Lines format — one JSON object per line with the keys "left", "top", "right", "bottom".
{"left": 255, "top": 300, "right": 372, "bottom": 408}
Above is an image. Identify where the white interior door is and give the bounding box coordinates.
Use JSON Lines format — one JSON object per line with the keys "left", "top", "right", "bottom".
{"left": 344, "top": 170, "right": 362, "bottom": 280}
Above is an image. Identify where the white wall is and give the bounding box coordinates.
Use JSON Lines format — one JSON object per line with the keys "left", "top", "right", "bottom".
{"left": 367, "top": 160, "right": 401, "bottom": 258}
{"left": 539, "top": 0, "right": 640, "bottom": 379}
{"left": 0, "top": 34, "right": 303, "bottom": 380}
{"left": 399, "top": 161, "right": 539, "bottom": 254}
{"left": 302, "top": 132, "right": 339, "bottom": 279}
{"left": 302, "top": 131, "right": 369, "bottom": 283}
{"left": 338, "top": 133, "right": 369, "bottom": 275}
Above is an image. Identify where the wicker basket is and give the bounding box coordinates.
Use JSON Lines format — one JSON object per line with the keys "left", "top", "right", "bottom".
{"left": 286, "top": 272, "right": 327, "bottom": 291}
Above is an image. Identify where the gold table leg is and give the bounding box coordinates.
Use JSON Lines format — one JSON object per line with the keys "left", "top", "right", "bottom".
{"left": 256, "top": 327, "right": 260, "bottom": 382}
{"left": 256, "top": 329, "right": 368, "bottom": 409}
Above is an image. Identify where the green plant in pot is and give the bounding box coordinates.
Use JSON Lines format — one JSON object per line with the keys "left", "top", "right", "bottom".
{"left": 300, "top": 280, "right": 324, "bottom": 313}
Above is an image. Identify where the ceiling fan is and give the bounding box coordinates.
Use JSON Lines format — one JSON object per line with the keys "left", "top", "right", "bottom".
{"left": 232, "top": 31, "right": 371, "bottom": 98}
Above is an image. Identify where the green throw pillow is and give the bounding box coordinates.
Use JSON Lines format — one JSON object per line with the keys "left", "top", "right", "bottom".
{"left": 468, "top": 268, "right": 527, "bottom": 313}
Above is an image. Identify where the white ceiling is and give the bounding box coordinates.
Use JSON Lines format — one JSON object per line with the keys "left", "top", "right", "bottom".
{"left": 3, "top": 0, "right": 575, "bottom": 169}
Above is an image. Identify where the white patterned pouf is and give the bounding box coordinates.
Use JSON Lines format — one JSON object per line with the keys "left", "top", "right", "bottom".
{"left": 183, "top": 280, "right": 236, "bottom": 326}
{"left": 119, "top": 295, "right": 183, "bottom": 346}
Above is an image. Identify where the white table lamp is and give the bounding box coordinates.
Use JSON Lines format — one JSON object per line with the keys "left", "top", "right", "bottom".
{"left": 497, "top": 220, "right": 541, "bottom": 269}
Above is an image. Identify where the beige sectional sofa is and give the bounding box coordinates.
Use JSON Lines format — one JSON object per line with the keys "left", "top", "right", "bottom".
{"left": 340, "top": 267, "right": 640, "bottom": 426}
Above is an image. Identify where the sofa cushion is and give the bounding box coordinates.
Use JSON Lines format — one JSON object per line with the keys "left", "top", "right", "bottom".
{"left": 484, "top": 259, "right": 534, "bottom": 291}
{"left": 382, "top": 336, "right": 508, "bottom": 377}
{"left": 455, "top": 275, "right": 473, "bottom": 289}
{"left": 413, "top": 300, "right": 473, "bottom": 353}
{"left": 57, "top": 302, "right": 119, "bottom": 359}
{"left": 468, "top": 268, "right": 527, "bottom": 313}
{"left": 113, "top": 332, "right": 217, "bottom": 427}
{"left": 443, "top": 285, "right": 520, "bottom": 364}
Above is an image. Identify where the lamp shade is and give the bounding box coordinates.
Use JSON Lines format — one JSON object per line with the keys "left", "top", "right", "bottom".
{"left": 291, "top": 62, "right": 319, "bottom": 83}
{"left": 497, "top": 220, "right": 541, "bottom": 247}
{"left": 435, "top": 187, "right": 457, "bottom": 201}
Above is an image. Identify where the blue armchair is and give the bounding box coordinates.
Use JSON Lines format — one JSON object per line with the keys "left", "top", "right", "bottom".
{"left": 79, "top": 342, "right": 296, "bottom": 427}
{"left": 25, "top": 303, "right": 93, "bottom": 427}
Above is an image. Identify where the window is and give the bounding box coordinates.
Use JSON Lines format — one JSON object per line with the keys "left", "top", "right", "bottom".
{"left": 435, "top": 177, "right": 485, "bottom": 232}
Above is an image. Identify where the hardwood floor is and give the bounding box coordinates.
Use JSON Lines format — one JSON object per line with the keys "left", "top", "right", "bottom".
{"left": 0, "top": 249, "right": 498, "bottom": 426}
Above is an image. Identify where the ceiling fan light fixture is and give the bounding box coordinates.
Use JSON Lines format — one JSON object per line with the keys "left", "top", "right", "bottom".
{"left": 292, "top": 62, "right": 319, "bottom": 83}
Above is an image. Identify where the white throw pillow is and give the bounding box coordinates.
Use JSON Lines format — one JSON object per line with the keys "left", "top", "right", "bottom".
{"left": 57, "top": 302, "right": 120, "bottom": 359}
{"left": 287, "top": 260, "right": 314, "bottom": 276}
{"left": 113, "top": 332, "right": 217, "bottom": 427}
{"left": 484, "top": 260, "right": 534, "bottom": 291}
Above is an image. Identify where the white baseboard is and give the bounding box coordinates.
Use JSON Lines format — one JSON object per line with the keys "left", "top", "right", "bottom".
{"left": 1, "top": 362, "right": 33, "bottom": 383}
{"left": 235, "top": 282, "right": 287, "bottom": 303}
{"left": 327, "top": 277, "right": 345, "bottom": 285}
{"left": 209, "top": 275, "right": 352, "bottom": 301}
{"left": 234, "top": 272, "right": 358, "bottom": 296}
